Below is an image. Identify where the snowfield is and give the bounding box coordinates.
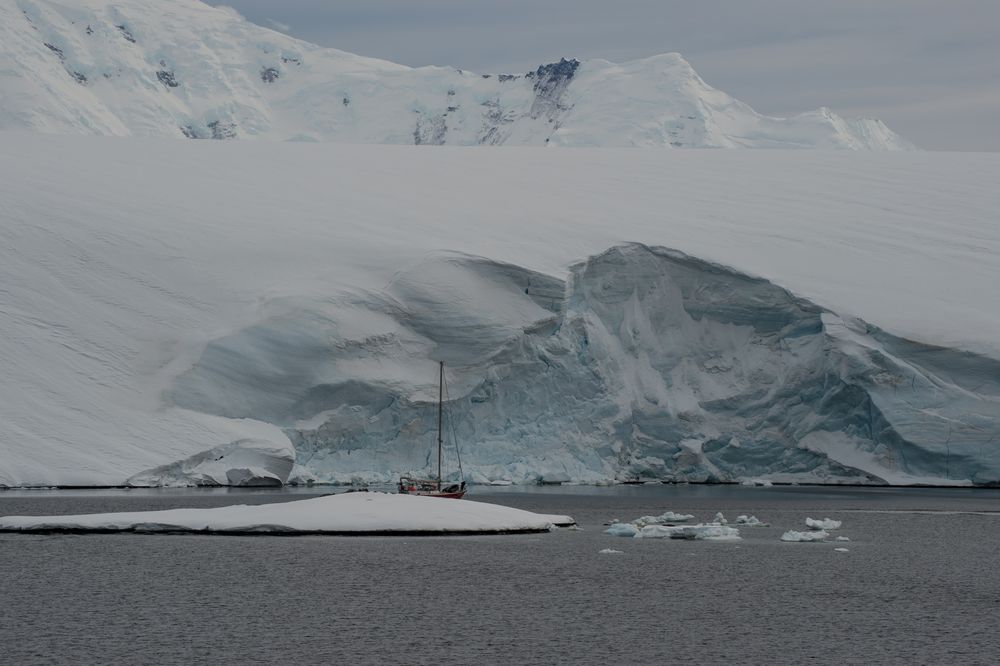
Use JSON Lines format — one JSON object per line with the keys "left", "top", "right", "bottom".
{"left": 0, "top": 491, "right": 575, "bottom": 534}
{"left": 0, "top": 0, "right": 911, "bottom": 150}
{"left": 1, "top": 135, "right": 998, "bottom": 487}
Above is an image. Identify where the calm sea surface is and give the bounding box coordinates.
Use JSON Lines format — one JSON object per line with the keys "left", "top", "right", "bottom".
{"left": 2, "top": 485, "right": 999, "bottom": 665}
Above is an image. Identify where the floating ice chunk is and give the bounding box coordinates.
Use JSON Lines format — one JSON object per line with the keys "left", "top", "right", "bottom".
{"left": 835, "top": 536, "right": 851, "bottom": 542}
{"left": 713, "top": 512, "right": 728, "bottom": 525}
{"left": 741, "top": 478, "right": 774, "bottom": 487}
{"left": 805, "top": 517, "right": 842, "bottom": 530}
{"left": 735, "top": 515, "right": 770, "bottom": 527}
{"left": 834, "top": 547, "right": 850, "bottom": 553}
{"left": 604, "top": 523, "right": 640, "bottom": 538}
{"left": 631, "top": 511, "right": 695, "bottom": 527}
{"left": 0, "top": 492, "right": 575, "bottom": 535}
{"left": 781, "top": 530, "right": 829, "bottom": 542}
{"left": 637, "top": 524, "right": 741, "bottom": 541}
{"left": 599, "top": 548, "right": 624, "bottom": 554}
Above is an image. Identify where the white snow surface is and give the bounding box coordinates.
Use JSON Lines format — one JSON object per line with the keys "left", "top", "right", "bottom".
{"left": 0, "top": 0, "right": 912, "bottom": 149}
{"left": 1, "top": 135, "right": 999, "bottom": 487}
{"left": 0, "top": 491, "right": 574, "bottom": 534}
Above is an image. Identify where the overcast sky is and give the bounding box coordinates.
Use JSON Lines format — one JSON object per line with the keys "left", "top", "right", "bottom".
{"left": 213, "top": 1, "right": 999, "bottom": 150}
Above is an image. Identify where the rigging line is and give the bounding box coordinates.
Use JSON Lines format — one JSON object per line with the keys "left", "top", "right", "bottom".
{"left": 443, "top": 371, "right": 465, "bottom": 481}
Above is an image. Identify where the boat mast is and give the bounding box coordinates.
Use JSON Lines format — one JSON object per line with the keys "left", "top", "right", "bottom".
{"left": 437, "top": 361, "right": 444, "bottom": 489}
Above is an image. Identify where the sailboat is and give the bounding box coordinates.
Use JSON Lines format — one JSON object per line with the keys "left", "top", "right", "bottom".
{"left": 397, "top": 361, "right": 467, "bottom": 499}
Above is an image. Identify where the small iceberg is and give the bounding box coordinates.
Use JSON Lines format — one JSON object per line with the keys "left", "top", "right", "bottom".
{"left": 834, "top": 547, "right": 850, "bottom": 553}
{"left": 598, "top": 548, "right": 624, "bottom": 554}
{"left": 0, "top": 492, "right": 575, "bottom": 536}
{"left": 835, "top": 536, "right": 851, "bottom": 542}
{"left": 713, "top": 512, "right": 728, "bottom": 525}
{"left": 805, "top": 517, "right": 842, "bottom": 530}
{"left": 740, "top": 478, "right": 774, "bottom": 487}
{"left": 631, "top": 511, "right": 695, "bottom": 527}
{"left": 781, "top": 530, "right": 829, "bottom": 542}
{"left": 735, "top": 515, "right": 769, "bottom": 527}
{"left": 605, "top": 523, "right": 640, "bottom": 537}
{"left": 605, "top": 522, "right": 740, "bottom": 541}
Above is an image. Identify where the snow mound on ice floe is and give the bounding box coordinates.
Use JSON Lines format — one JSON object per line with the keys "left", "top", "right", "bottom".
{"left": 781, "top": 530, "right": 829, "bottom": 542}
{"left": 806, "top": 517, "right": 842, "bottom": 530}
{"left": 0, "top": 492, "right": 575, "bottom": 535}
{"left": 126, "top": 438, "right": 295, "bottom": 487}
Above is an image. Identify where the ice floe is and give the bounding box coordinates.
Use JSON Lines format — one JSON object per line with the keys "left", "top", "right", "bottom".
{"left": 835, "top": 536, "right": 851, "bottom": 542}
{"left": 741, "top": 478, "right": 774, "bottom": 487}
{"left": 735, "top": 515, "right": 770, "bottom": 527}
{"left": 714, "top": 512, "right": 728, "bottom": 525}
{"left": 834, "top": 548, "right": 850, "bottom": 553}
{"left": 631, "top": 511, "right": 695, "bottom": 527}
{"left": 605, "top": 522, "right": 740, "bottom": 541}
{"left": 781, "top": 530, "right": 830, "bottom": 542}
{"left": 806, "top": 517, "right": 842, "bottom": 530}
{"left": 0, "top": 492, "right": 575, "bottom": 536}
{"left": 598, "top": 549, "right": 624, "bottom": 554}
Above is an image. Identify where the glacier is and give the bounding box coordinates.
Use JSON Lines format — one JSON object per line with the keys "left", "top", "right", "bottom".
{"left": 0, "top": 0, "right": 911, "bottom": 149}
{"left": 0, "top": 135, "right": 997, "bottom": 488}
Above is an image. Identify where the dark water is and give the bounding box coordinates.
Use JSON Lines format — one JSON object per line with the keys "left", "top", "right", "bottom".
{"left": 2, "top": 485, "right": 999, "bottom": 665}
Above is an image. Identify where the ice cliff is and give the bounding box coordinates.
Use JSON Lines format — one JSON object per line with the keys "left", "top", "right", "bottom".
{"left": 0, "top": 0, "right": 912, "bottom": 149}
{"left": 164, "top": 245, "right": 1000, "bottom": 487}
{"left": 0, "top": 136, "right": 996, "bottom": 487}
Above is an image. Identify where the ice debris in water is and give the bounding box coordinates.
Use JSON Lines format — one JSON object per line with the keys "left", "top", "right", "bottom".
{"left": 735, "top": 515, "right": 769, "bottom": 527}
{"left": 714, "top": 512, "right": 728, "bottom": 525}
{"left": 835, "top": 536, "right": 851, "bottom": 542}
{"left": 605, "top": 523, "right": 640, "bottom": 537}
{"left": 781, "top": 530, "right": 829, "bottom": 542}
{"left": 631, "top": 511, "right": 695, "bottom": 527}
{"left": 834, "top": 547, "right": 850, "bottom": 553}
{"left": 605, "top": 522, "right": 740, "bottom": 541}
{"left": 741, "top": 478, "right": 774, "bottom": 487}
{"left": 806, "top": 517, "right": 842, "bottom": 530}
{"left": 599, "top": 548, "right": 624, "bottom": 554}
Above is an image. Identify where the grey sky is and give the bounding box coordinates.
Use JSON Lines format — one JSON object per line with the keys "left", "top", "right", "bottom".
{"left": 213, "top": 1, "right": 999, "bottom": 150}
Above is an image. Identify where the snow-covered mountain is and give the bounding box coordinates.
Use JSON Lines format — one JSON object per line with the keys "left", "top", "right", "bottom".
{"left": 0, "top": 135, "right": 995, "bottom": 488}
{"left": 0, "top": 0, "right": 913, "bottom": 149}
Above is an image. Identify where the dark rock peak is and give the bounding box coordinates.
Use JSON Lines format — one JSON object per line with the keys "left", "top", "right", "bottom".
{"left": 260, "top": 66, "right": 279, "bottom": 83}
{"left": 281, "top": 56, "right": 301, "bottom": 66}
{"left": 497, "top": 74, "right": 518, "bottom": 83}
{"left": 71, "top": 71, "right": 87, "bottom": 85}
{"left": 115, "top": 24, "right": 136, "bottom": 44}
{"left": 156, "top": 70, "right": 178, "bottom": 88}
{"left": 85, "top": 24, "right": 93, "bottom": 35}
{"left": 44, "top": 43, "right": 65, "bottom": 60}
{"left": 526, "top": 58, "right": 580, "bottom": 83}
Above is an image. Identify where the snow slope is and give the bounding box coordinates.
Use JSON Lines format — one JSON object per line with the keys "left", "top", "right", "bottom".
{"left": 0, "top": 0, "right": 912, "bottom": 149}
{"left": 0, "top": 135, "right": 997, "bottom": 487}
